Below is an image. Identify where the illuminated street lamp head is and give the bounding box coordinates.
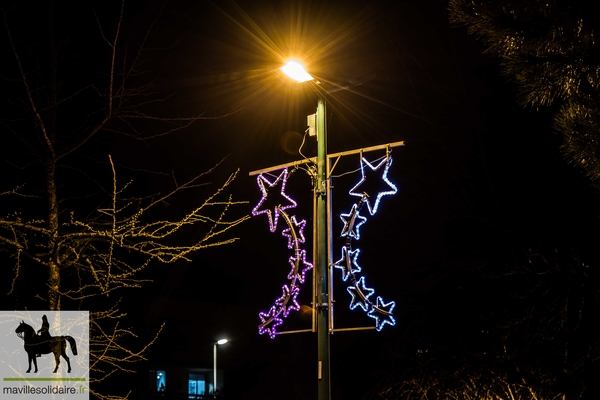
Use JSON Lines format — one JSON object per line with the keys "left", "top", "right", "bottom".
{"left": 216, "top": 339, "right": 228, "bottom": 345}
{"left": 281, "top": 60, "right": 314, "bottom": 83}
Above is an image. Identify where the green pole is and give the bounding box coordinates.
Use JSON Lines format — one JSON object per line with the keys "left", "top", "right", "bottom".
{"left": 316, "top": 96, "right": 330, "bottom": 400}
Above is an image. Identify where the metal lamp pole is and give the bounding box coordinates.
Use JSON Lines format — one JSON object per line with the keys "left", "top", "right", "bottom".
{"left": 280, "top": 60, "right": 331, "bottom": 400}
{"left": 254, "top": 60, "right": 402, "bottom": 400}
{"left": 213, "top": 339, "right": 227, "bottom": 397}
{"left": 315, "top": 96, "right": 330, "bottom": 400}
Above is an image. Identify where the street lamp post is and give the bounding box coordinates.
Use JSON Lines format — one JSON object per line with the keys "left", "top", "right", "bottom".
{"left": 213, "top": 338, "right": 227, "bottom": 397}
{"left": 315, "top": 96, "right": 330, "bottom": 400}
{"left": 253, "top": 60, "right": 402, "bottom": 400}
{"left": 281, "top": 61, "right": 331, "bottom": 400}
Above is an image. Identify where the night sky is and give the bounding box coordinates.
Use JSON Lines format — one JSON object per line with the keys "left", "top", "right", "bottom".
{"left": 1, "top": 0, "right": 599, "bottom": 399}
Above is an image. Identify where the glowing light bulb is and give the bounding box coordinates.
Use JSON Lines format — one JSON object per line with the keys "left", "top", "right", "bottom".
{"left": 281, "top": 60, "right": 314, "bottom": 83}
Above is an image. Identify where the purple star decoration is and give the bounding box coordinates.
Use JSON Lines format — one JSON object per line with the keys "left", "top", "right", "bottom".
{"left": 254, "top": 169, "right": 313, "bottom": 338}
{"left": 252, "top": 169, "right": 297, "bottom": 232}
{"left": 282, "top": 216, "right": 307, "bottom": 249}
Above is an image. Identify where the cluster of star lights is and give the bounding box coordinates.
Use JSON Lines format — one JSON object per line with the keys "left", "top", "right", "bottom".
{"left": 335, "top": 155, "right": 397, "bottom": 331}
{"left": 253, "top": 169, "right": 313, "bottom": 338}
{"left": 253, "top": 154, "right": 397, "bottom": 338}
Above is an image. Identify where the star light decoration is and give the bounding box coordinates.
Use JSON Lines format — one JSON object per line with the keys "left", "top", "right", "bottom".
{"left": 253, "top": 168, "right": 313, "bottom": 338}
{"left": 253, "top": 169, "right": 297, "bottom": 232}
{"left": 349, "top": 155, "right": 397, "bottom": 216}
{"left": 333, "top": 247, "right": 361, "bottom": 281}
{"left": 335, "top": 154, "right": 397, "bottom": 331}
{"left": 340, "top": 203, "right": 367, "bottom": 240}
{"left": 253, "top": 152, "right": 398, "bottom": 336}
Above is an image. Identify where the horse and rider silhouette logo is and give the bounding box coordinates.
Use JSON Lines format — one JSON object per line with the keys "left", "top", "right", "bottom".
{"left": 14, "top": 315, "right": 78, "bottom": 374}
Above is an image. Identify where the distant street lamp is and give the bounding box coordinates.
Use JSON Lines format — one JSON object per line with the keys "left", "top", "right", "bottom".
{"left": 281, "top": 60, "right": 330, "bottom": 400}
{"left": 213, "top": 338, "right": 227, "bottom": 397}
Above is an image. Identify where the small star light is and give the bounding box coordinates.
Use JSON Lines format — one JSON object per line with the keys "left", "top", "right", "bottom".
{"left": 287, "top": 249, "right": 314, "bottom": 284}
{"left": 258, "top": 307, "right": 283, "bottom": 339}
{"left": 333, "top": 247, "right": 362, "bottom": 281}
{"left": 275, "top": 285, "right": 300, "bottom": 318}
{"left": 281, "top": 216, "right": 307, "bottom": 249}
{"left": 347, "top": 276, "right": 375, "bottom": 311}
{"left": 349, "top": 156, "right": 397, "bottom": 216}
{"left": 368, "top": 296, "right": 396, "bottom": 331}
{"left": 340, "top": 204, "right": 367, "bottom": 240}
{"left": 252, "top": 169, "right": 297, "bottom": 232}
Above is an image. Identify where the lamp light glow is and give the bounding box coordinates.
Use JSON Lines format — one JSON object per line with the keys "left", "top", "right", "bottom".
{"left": 281, "top": 60, "right": 314, "bottom": 83}
{"left": 216, "top": 339, "right": 228, "bottom": 345}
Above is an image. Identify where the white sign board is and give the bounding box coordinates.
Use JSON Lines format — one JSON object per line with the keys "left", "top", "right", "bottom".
{"left": 0, "top": 311, "right": 89, "bottom": 399}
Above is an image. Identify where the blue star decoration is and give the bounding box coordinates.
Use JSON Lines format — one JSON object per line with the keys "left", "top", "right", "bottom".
{"left": 349, "top": 156, "right": 397, "bottom": 216}
{"left": 333, "top": 246, "right": 362, "bottom": 281}
{"left": 368, "top": 296, "right": 396, "bottom": 331}
{"left": 252, "top": 169, "right": 297, "bottom": 232}
{"left": 258, "top": 306, "right": 283, "bottom": 339}
{"left": 340, "top": 203, "right": 368, "bottom": 240}
{"left": 347, "top": 276, "right": 375, "bottom": 311}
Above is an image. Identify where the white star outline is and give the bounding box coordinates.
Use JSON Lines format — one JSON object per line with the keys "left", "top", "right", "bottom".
{"left": 349, "top": 156, "right": 397, "bottom": 216}
{"left": 333, "top": 246, "right": 361, "bottom": 281}
{"left": 335, "top": 154, "right": 397, "bottom": 331}
{"left": 340, "top": 203, "right": 367, "bottom": 240}
{"left": 368, "top": 296, "right": 396, "bottom": 331}
{"left": 347, "top": 276, "right": 375, "bottom": 311}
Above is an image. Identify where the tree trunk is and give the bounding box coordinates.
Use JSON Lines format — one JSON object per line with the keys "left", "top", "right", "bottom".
{"left": 46, "top": 160, "right": 60, "bottom": 311}
{"left": 46, "top": 0, "right": 60, "bottom": 312}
